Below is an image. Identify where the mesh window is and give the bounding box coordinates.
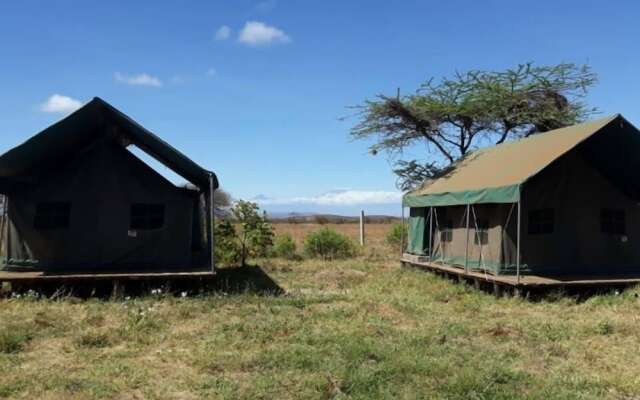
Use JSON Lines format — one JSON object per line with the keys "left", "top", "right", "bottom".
{"left": 474, "top": 219, "right": 489, "bottom": 245}
{"left": 601, "top": 208, "right": 625, "bottom": 235}
{"left": 34, "top": 202, "right": 71, "bottom": 229}
{"left": 528, "top": 209, "right": 554, "bottom": 235}
{"left": 130, "top": 204, "right": 165, "bottom": 230}
{"left": 440, "top": 219, "right": 453, "bottom": 242}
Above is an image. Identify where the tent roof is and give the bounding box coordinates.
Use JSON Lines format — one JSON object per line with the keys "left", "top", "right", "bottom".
{"left": 0, "top": 97, "right": 217, "bottom": 190}
{"left": 404, "top": 114, "right": 623, "bottom": 207}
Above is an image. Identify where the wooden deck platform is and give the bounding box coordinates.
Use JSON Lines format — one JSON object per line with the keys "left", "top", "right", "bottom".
{"left": 0, "top": 269, "right": 216, "bottom": 283}
{"left": 401, "top": 254, "right": 640, "bottom": 289}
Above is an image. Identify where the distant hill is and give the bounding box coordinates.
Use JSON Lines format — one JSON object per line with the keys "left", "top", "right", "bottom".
{"left": 267, "top": 212, "right": 400, "bottom": 224}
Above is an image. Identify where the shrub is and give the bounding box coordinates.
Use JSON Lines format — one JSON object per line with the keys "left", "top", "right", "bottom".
{"left": 232, "top": 200, "right": 275, "bottom": 265}
{"left": 385, "top": 223, "right": 407, "bottom": 249}
{"left": 304, "top": 228, "right": 356, "bottom": 260}
{"left": 214, "top": 219, "right": 241, "bottom": 266}
{"left": 0, "top": 325, "right": 32, "bottom": 354}
{"left": 75, "top": 331, "right": 113, "bottom": 349}
{"left": 596, "top": 320, "right": 614, "bottom": 335}
{"left": 272, "top": 234, "right": 297, "bottom": 259}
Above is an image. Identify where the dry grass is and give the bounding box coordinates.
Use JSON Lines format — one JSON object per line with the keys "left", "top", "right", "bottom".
{"left": 1, "top": 223, "right": 640, "bottom": 399}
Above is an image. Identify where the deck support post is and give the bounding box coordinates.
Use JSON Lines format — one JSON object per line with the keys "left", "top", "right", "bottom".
{"left": 111, "top": 280, "right": 124, "bottom": 300}
{"left": 493, "top": 282, "right": 502, "bottom": 298}
{"left": 516, "top": 199, "right": 521, "bottom": 285}
{"left": 514, "top": 286, "right": 522, "bottom": 298}
{"left": 464, "top": 203, "right": 470, "bottom": 274}
{"left": 473, "top": 279, "right": 481, "bottom": 290}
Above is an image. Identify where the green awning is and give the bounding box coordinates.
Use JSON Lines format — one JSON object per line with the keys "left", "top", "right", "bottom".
{"left": 403, "top": 184, "right": 520, "bottom": 207}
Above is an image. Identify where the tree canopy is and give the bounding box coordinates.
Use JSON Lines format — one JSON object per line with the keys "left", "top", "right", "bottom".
{"left": 350, "top": 63, "right": 598, "bottom": 191}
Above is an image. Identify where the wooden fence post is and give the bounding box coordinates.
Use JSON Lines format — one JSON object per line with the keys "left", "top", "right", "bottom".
{"left": 359, "top": 210, "right": 365, "bottom": 246}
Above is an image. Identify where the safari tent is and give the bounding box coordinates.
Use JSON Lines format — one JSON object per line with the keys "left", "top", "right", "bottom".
{"left": 0, "top": 97, "right": 218, "bottom": 274}
{"left": 402, "top": 114, "right": 640, "bottom": 283}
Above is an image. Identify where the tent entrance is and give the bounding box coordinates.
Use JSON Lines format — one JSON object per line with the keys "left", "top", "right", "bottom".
{"left": 406, "top": 207, "right": 431, "bottom": 256}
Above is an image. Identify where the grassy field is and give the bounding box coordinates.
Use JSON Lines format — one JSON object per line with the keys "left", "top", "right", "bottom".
{"left": 2, "top": 223, "right": 640, "bottom": 399}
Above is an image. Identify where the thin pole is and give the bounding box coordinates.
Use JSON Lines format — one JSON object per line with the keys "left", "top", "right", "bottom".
{"left": 516, "top": 199, "right": 521, "bottom": 284}
{"left": 208, "top": 174, "right": 216, "bottom": 273}
{"left": 0, "top": 196, "right": 5, "bottom": 265}
{"left": 428, "top": 207, "right": 434, "bottom": 261}
{"left": 464, "top": 203, "right": 470, "bottom": 274}
{"left": 400, "top": 206, "right": 405, "bottom": 256}
{"left": 4, "top": 196, "right": 9, "bottom": 268}
{"left": 359, "top": 210, "right": 365, "bottom": 246}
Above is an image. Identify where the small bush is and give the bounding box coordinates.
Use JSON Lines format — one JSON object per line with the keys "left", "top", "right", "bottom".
{"left": 0, "top": 326, "right": 32, "bottom": 354}
{"left": 214, "top": 219, "right": 241, "bottom": 266}
{"left": 596, "top": 320, "right": 614, "bottom": 335}
{"left": 231, "top": 200, "right": 275, "bottom": 265}
{"left": 272, "top": 234, "right": 298, "bottom": 259}
{"left": 304, "top": 228, "right": 356, "bottom": 260}
{"left": 75, "top": 331, "right": 113, "bottom": 348}
{"left": 385, "top": 223, "right": 406, "bottom": 249}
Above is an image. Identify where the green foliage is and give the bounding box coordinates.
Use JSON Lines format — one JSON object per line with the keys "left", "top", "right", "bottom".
{"left": 0, "top": 325, "right": 32, "bottom": 354}
{"left": 214, "top": 201, "right": 275, "bottom": 266}
{"left": 232, "top": 200, "right": 275, "bottom": 265}
{"left": 385, "top": 223, "right": 406, "bottom": 249}
{"left": 271, "top": 234, "right": 298, "bottom": 260}
{"left": 214, "top": 219, "right": 241, "bottom": 266}
{"left": 351, "top": 62, "right": 598, "bottom": 190}
{"left": 303, "top": 228, "right": 356, "bottom": 260}
{"left": 596, "top": 320, "right": 614, "bottom": 335}
{"left": 74, "top": 331, "right": 112, "bottom": 349}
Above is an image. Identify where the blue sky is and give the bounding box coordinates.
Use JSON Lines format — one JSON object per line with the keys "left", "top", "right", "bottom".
{"left": 1, "top": 0, "right": 640, "bottom": 216}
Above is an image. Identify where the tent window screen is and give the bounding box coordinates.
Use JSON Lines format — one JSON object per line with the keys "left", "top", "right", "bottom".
{"left": 34, "top": 202, "right": 71, "bottom": 229}
{"left": 130, "top": 204, "right": 165, "bottom": 230}
{"left": 440, "top": 219, "right": 453, "bottom": 242}
{"left": 601, "top": 208, "right": 625, "bottom": 235}
{"left": 528, "top": 209, "right": 554, "bottom": 235}
{"left": 474, "top": 219, "right": 489, "bottom": 245}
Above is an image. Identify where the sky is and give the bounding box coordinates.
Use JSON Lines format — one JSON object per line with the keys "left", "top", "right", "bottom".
{"left": 1, "top": 1, "right": 640, "bottom": 216}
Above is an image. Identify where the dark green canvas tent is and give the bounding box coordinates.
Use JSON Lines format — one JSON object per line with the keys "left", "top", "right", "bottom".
{"left": 0, "top": 97, "right": 218, "bottom": 273}
{"left": 403, "top": 114, "right": 640, "bottom": 279}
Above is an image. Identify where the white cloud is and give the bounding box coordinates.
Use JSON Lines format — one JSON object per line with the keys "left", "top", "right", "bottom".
{"left": 238, "top": 21, "right": 291, "bottom": 46}
{"left": 253, "top": 190, "right": 402, "bottom": 206}
{"left": 40, "top": 94, "right": 83, "bottom": 114}
{"left": 207, "top": 68, "right": 217, "bottom": 77}
{"left": 170, "top": 75, "right": 186, "bottom": 85}
{"left": 255, "top": 0, "right": 277, "bottom": 12}
{"left": 114, "top": 72, "right": 163, "bottom": 87}
{"left": 215, "top": 25, "right": 231, "bottom": 40}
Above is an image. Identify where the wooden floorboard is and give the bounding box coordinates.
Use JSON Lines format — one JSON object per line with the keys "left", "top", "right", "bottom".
{"left": 0, "top": 269, "right": 216, "bottom": 282}
{"left": 401, "top": 254, "right": 640, "bottom": 287}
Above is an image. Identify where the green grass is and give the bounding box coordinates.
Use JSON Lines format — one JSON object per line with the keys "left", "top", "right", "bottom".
{"left": 1, "top": 250, "right": 640, "bottom": 399}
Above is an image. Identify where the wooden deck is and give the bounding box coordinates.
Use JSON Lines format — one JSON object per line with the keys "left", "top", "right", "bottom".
{"left": 0, "top": 269, "right": 215, "bottom": 283}
{"left": 401, "top": 254, "right": 640, "bottom": 289}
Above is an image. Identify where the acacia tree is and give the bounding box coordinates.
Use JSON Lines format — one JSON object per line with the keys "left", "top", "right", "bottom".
{"left": 350, "top": 63, "right": 598, "bottom": 191}
{"left": 231, "top": 200, "right": 274, "bottom": 266}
